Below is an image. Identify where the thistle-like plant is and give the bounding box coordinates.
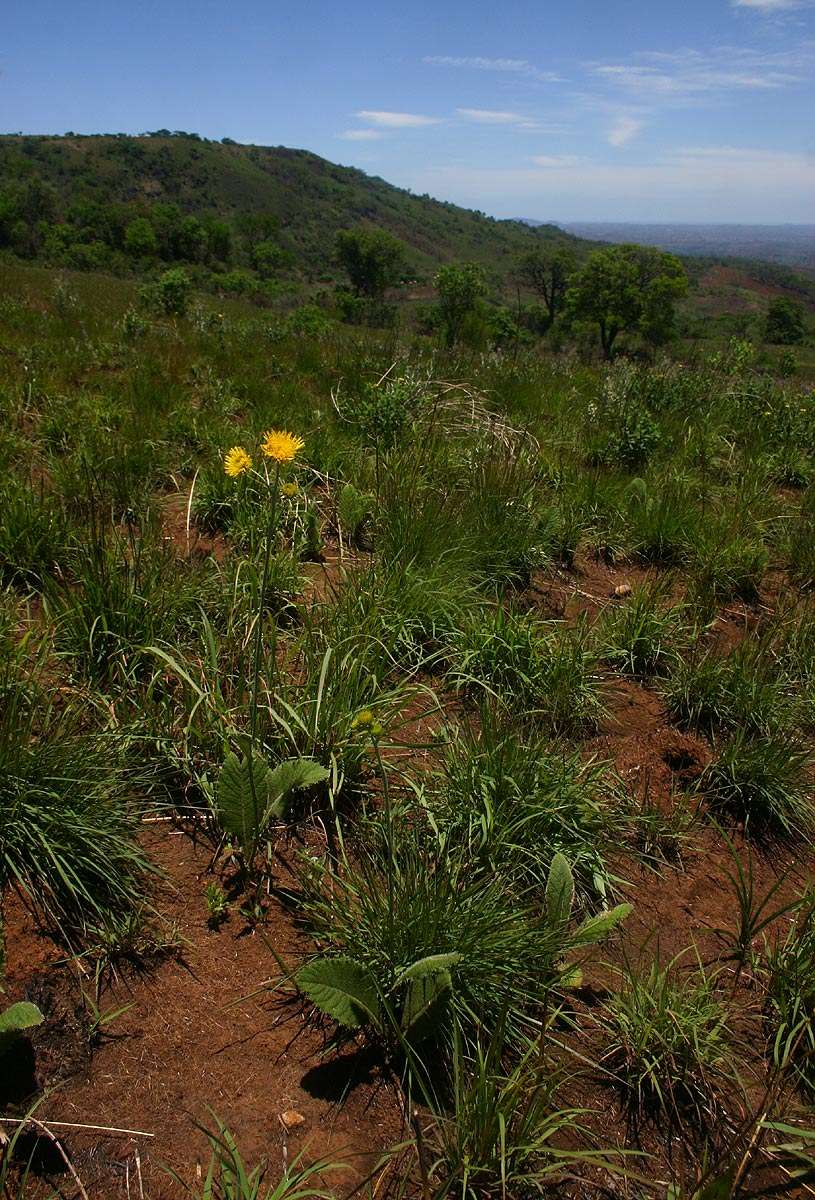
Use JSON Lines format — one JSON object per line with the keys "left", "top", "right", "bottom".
{"left": 296, "top": 853, "right": 630, "bottom": 1047}
{"left": 215, "top": 752, "right": 328, "bottom": 865}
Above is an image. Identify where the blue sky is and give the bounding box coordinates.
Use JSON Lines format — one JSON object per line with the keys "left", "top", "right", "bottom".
{"left": 4, "top": 0, "right": 815, "bottom": 222}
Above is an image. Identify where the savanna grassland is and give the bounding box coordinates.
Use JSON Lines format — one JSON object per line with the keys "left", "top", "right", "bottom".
{"left": 3, "top": 250, "right": 815, "bottom": 1200}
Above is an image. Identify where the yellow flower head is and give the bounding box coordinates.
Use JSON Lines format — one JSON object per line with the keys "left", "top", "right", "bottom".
{"left": 261, "top": 429, "right": 304, "bottom": 464}
{"left": 281, "top": 481, "right": 299, "bottom": 499}
{"left": 352, "top": 709, "right": 383, "bottom": 738}
{"left": 224, "top": 445, "right": 252, "bottom": 478}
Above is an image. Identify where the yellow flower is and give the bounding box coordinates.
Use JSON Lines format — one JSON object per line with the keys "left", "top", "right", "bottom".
{"left": 352, "top": 709, "right": 383, "bottom": 738}
{"left": 224, "top": 445, "right": 252, "bottom": 477}
{"left": 281, "top": 481, "right": 299, "bottom": 498}
{"left": 261, "top": 429, "right": 305, "bottom": 464}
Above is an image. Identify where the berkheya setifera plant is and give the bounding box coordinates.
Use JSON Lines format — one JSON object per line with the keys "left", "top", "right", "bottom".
{"left": 215, "top": 752, "right": 328, "bottom": 865}
{"left": 296, "top": 852, "right": 631, "bottom": 1047}
{"left": 217, "top": 431, "right": 328, "bottom": 870}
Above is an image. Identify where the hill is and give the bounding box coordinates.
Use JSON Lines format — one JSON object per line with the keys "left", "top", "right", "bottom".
{"left": 0, "top": 132, "right": 579, "bottom": 281}
{"left": 2, "top": 134, "right": 813, "bottom": 327}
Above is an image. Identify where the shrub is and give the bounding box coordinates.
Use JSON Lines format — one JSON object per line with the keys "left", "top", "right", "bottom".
{"left": 434, "top": 262, "right": 488, "bottom": 346}
{"left": 285, "top": 304, "right": 333, "bottom": 338}
{"left": 334, "top": 289, "right": 398, "bottom": 328}
{"left": 336, "top": 482, "right": 374, "bottom": 548}
{"left": 138, "top": 267, "right": 192, "bottom": 316}
{"left": 765, "top": 298, "right": 806, "bottom": 347}
{"left": 587, "top": 361, "right": 664, "bottom": 469}
{"left": 343, "top": 373, "right": 420, "bottom": 451}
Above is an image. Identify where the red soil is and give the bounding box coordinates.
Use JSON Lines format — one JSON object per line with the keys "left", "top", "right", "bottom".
{"left": 2, "top": 830, "right": 404, "bottom": 1199}
{"left": 5, "top": 550, "right": 815, "bottom": 1197}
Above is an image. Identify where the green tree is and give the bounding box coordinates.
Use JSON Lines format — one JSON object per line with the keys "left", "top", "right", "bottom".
{"left": 252, "top": 239, "right": 286, "bottom": 278}
{"left": 434, "top": 262, "right": 488, "bottom": 346}
{"left": 15, "top": 178, "right": 58, "bottom": 227}
{"left": 176, "top": 215, "right": 206, "bottom": 262}
{"left": 0, "top": 179, "right": 57, "bottom": 256}
{"left": 516, "top": 245, "right": 576, "bottom": 328}
{"left": 203, "top": 218, "right": 232, "bottom": 263}
{"left": 139, "top": 267, "right": 192, "bottom": 316}
{"left": 566, "top": 244, "right": 688, "bottom": 359}
{"left": 150, "top": 202, "right": 185, "bottom": 260}
{"left": 765, "top": 297, "right": 806, "bottom": 346}
{"left": 335, "top": 227, "right": 406, "bottom": 298}
{"left": 124, "top": 216, "right": 158, "bottom": 257}
{"left": 0, "top": 189, "right": 19, "bottom": 248}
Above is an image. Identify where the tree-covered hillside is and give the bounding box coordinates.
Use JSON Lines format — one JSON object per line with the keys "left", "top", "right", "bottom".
{"left": 0, "top": 132, "right": 579, "bottom": 282}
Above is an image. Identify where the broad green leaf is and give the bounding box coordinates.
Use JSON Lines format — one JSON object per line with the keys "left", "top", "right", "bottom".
{"left": 394, "top": 953, "right": 461, "bottom": 987}
{"left": 545, "top": 853, "right": 574, "bottom": 926}
{"left": 401, "top": 969, "right": 452, "bottom": 1043}
{"left": 215, "top": 751, "right": 270, "bottom": 850}
{"left": 0, "top": 1001, "right": 44, "bottom": 1051}
{"left": 572, "top": 903, "right": 632, "bottom": 947}
{"left": 215, "top": 754, "right": 329, "bottom": 849}
{"left": 296, "top": 956, "right": 380, "bottom": 1029}
{"left": 265, "top": 759, "right": 330, "bottom": 819}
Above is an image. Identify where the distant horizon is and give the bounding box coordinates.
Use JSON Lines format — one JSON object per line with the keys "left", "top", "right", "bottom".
{"left": 555, "top": 220, "right": 815, "bottom": 229}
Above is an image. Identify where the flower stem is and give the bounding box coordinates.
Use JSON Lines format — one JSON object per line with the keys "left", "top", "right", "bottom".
{"left": 249, "top": 462, "right": 281, "bottom": 747}
{"left": 373, "top": 737, "right": 395, "bottom": 969}
{"left": 245, "top": 462, "right": 280, "bottom": 860}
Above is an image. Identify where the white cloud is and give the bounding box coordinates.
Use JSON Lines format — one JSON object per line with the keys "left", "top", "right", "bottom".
{"left": 532, "top": 155, "right": 583, "bottom": 167}
{"left": 454, "top": 109, "right": 567, "bottom": 133}
{"left": 457, "top": 107, "right": 524, "bottom": 123}
{"left": 425, "top": 54, "right": 530, "bottom": 71}
{"left": 422, "top": 55, "right": 561, "bottom": 82}
{"left": 588, "top": 45, "right": 812, "bottom": 101}
{"left": 732, "top": 0, "right": 807, "bottom": 10}
{"left": 356, "top": 110, "right": 441, "bottom": 128}
{"left": 608, "top": 115, "right": 644, "bottom": 146}
{"left": 668, "top": 145, "right": 814, "bottom": 168}
{"left": 338, "top": 129, "right": 384, "bottom": 141}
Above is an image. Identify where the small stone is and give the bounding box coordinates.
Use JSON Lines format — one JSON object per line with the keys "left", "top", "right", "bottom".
{"left": 279, "top": 1110, "right": 306, "bottom": 1129}
{"left": 613, "top": 582, "right": 632, "bottom": 598}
